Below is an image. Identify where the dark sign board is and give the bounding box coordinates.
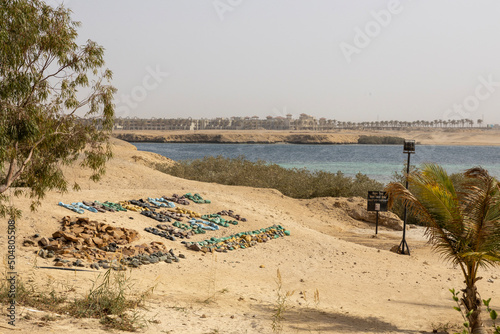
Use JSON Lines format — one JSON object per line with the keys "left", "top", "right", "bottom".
{"left": 403, "top": 140, "right": 415, "bottom": 153}
{"left": 367, "top": 191, "right": 388, "bottom": 212}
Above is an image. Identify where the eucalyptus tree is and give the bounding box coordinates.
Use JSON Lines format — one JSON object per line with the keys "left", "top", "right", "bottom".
{"left": 0, "top": 0, "right": 116, "bottom": 217}
{"left": 386, "top": 164, "right": 500, "bottom": 334}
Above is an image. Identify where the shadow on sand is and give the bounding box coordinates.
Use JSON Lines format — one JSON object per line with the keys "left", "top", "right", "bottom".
{"left": 253, "top": 304, "right": 424, "bottom": 333}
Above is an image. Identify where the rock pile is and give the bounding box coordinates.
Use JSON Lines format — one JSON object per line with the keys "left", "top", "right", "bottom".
{"left": 184, "top": 225, "right": 290, "bottom": 253}
{"left": 216, "top": 210, "right": 247, "bottom": 222}
{"left": 163, "top": 194, "right": 190, "bottom": 205}
{"left": 183, "top": 193, "right": 211, "bottom": 204}
{"left": 37, "top": 216, "right": 186, "bottom": 269}
{"left": 165, "top": 207, "right": 202, "bottom": 218}
{"left": 144, "top": 224, "right": 195, "bottom": 241}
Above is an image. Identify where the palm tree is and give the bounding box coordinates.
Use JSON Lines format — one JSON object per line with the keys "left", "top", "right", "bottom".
{"left": 385, "top": 164, "right": 500, "bottom": 334}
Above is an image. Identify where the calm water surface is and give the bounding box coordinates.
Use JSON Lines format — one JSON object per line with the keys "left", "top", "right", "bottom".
{"left": 132, "top": 143, "right": 500, "bottom": 184}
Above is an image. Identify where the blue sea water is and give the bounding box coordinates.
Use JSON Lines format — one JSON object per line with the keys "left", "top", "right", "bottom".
{"left": 132, "top": 143, "right": 500, "bottom": 184}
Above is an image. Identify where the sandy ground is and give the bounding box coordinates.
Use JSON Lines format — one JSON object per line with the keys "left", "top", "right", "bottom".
{"left": 1, "top": 137, "right": 499, "bottom": 334}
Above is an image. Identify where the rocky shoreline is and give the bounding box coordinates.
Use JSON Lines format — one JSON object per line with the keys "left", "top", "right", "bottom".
{"left": 113, "top": 131, "right": 361, "bottom": 144}
{"left": 113, "top": 128, "right": 500, "bottom": 146}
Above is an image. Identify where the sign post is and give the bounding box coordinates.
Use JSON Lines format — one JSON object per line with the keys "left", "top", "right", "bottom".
{"left": 367, "top": 191, "right": 388, "bottom": 234}
{"left": 398, "top": 139, "right": 415, "bottom": 255}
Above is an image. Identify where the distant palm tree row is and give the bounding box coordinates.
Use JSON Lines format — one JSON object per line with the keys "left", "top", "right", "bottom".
{"left": 334, "top": 118, "right": 483, "bottom": 129}
{"left": 113, "top": 115, "right": 486, "bottom": 131}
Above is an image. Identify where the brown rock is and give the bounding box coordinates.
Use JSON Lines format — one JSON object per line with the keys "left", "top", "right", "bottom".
{"left": 122, "top": 248, "right": 136, "bottom": 257}
{"left": 23, "top": 239, "right": 36, "bottom": 247}
{"left": 127, "top": 230, "right": 139, "bottom": 241}
{"left": 77, "top": 217, "right": 90, "bottom": 224}
{"left": 38, "top": 237, "right": 50, "bottom": 247}
{"left": 347, "top": 201, "right": 405, "bottom": 231}
{"left": 112, "top": 229, "right": 125, "bottom": 239}
{"left": 62, "top": 216, "right": 72, "bottom": 226}
{"left": 72, "top": 227, "right": 85, "bottom": 234}
{"left": 92, "top": 237, "right": 104, "bottom": 247}
{"left": 60, "top": 231, "right": 80, "bottom": 243}
{"left": 52, "top": 231, "right": 64, "bottom": 238}
{"left": 98, "top": 224, "right": 111, "bottom": 232}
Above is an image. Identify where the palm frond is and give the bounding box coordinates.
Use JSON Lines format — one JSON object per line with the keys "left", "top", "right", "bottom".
{"left": 386, "top": 163, "right": 500, "bottom": 270}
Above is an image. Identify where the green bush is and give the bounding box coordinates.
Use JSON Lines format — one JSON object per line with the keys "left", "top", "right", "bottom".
{"left": 358, "top": 135, "right": 405, "bottom": 145}
{"left": 156, "top": 155, "right": 383, "bottom": 199}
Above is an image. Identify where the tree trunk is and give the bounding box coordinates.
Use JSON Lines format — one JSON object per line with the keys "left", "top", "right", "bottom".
{"left": 463, "top": 284, "right": 487, "bottom": 334}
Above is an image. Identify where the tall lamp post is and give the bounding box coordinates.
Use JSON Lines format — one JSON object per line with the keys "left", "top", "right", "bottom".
{"left": 398, "top": 139, "right": 415, "bottom": 255}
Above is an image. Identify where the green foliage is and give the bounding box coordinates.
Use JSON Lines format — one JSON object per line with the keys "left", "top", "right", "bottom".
{"left": 389, "top": 165, "right": 471, "bottom": 226}
{"left": 388, "top": 164, "right": 422, "bottom": 225}
{"left": 357, "top": 135, "right": 405, "bottom": 145}
{"left": 156, "top": 155, "right": 383, "bottom": 199}
{"left": 451, "top": 289, "right": 500, "bottom": 334}
{"left": 0, "top": 0, "right": 116, "bottom": 217}
{"left": 483, "top": 298, "right": 500, "bottom": 334}
{"left": 450, "top": 288, "right": 472, "bottom": 334}
{"left": 67, "top": 268, "right": 153, "bottom": 331}
{"left": 386, "top": 165, "right": 500, "bottom": 333}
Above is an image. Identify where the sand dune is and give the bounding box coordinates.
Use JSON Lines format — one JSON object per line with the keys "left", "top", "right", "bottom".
{"left": 1, "top": 138, "right": 499, "bottom": 333}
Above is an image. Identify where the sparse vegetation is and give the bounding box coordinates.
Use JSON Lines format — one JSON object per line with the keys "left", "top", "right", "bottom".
{"left": 203, "top": 252, "right": 218, "bottom": 304}
{"left": 156, "top": 155, "right": 383, "bottom": 199}
{"left": 0, "top": 269, "right": 154, "bottom": 332}
{"left": 271, "top": 269, "right": 295, "bottom": 333}
{"left": 357, "top": 135, "right": 405, "bottom": 145}
{"left": 0, "top": 274, "right": 66, "bottom": 312}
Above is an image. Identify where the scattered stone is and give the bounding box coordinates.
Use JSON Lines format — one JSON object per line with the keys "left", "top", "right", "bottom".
{"left": 38, "top": 237, "right": 49, "bottom": 247}
{"left": 216, "top": 210, "right": 247, "bottom": 222}
{"left": 184, "top": 225, "right": 290, "bottom": 253}
{"left": 23, "top": 239, "right": 36, "bottom": 247}
{"left": 163, "top": 194, "right": 190, "bottom": 206}
{"left": 389, "top": 245, "right": 400, "bottom": 254}
{"left": 38, "top": 249, "right": 48, "bottom": 258}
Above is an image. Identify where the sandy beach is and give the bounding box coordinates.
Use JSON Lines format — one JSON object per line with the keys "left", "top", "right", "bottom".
{"left": 1, "top": 136, "right": 499, "bottom": 334}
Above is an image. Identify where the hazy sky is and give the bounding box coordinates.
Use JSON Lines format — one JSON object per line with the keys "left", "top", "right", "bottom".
{"left": 50, "top": 0, "right": 500, "bottom": 124}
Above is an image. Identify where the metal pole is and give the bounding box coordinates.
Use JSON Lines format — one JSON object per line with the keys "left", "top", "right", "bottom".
{"left": 398, "top": 152, "right": 411, "bottom": 255}
{"left": 375, "top": 211, "right": 379, "bottom": 235}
